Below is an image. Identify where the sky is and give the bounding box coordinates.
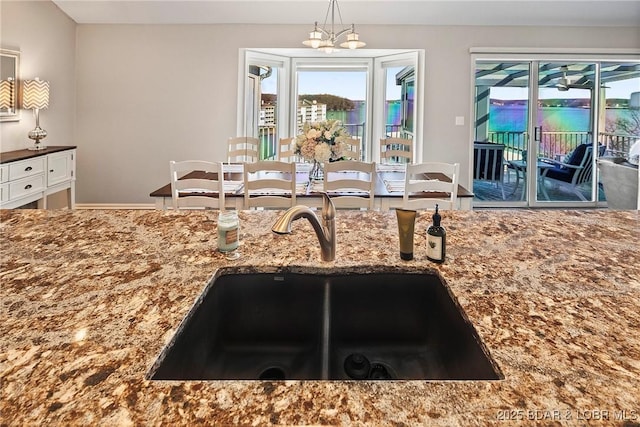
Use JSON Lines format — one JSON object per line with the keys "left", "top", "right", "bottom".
{"left": 261, "top": 68, "right": 403, "bottom": 101}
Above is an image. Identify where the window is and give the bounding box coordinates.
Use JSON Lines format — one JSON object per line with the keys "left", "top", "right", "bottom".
{"left": 240, "top": 49, "right": 423, "bottom": 162}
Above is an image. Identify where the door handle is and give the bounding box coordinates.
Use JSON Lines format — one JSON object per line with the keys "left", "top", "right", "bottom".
{"left": 534, "top": 127, "right": 541, "bottom": 142}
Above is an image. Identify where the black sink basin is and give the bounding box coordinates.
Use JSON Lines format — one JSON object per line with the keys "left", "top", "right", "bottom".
{"left": 148, "top": 269, "right": 501, "bottom": 381}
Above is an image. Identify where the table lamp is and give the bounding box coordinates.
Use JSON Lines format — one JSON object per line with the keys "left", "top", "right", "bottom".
{"left": 0, "top": 78, "right": 14, "bottom": 112}
{"left": 23, "top": 77, "right": 50, "bottom": 150}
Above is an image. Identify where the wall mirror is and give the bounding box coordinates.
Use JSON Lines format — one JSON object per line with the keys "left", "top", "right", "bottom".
{"left": 1, "top": 48, "right": 20, "bottom": 122}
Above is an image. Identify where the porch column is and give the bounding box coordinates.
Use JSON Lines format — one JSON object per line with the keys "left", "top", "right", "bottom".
{"left": 475, "top": 86, "right": 491, "bottom": 142}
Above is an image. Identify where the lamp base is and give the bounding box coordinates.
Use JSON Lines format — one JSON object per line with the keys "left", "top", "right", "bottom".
{"left": 28, "top": 126, "right": 47, "bottom": 151}
{"left": 27, "top": 144, "right": 48, "bottom": 151}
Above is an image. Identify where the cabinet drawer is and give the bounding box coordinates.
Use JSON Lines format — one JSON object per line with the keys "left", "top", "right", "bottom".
{"left": 0, "top": 165, "right": 8, "bottom": 183}
{"left": 9, "top": 157, "right": 45, "bottom": 181}
{"left": 0, "top": 183, "right": 8, "bottom": 202}
{"left": 9, "top": 174, "right": 45, "bottom": 200}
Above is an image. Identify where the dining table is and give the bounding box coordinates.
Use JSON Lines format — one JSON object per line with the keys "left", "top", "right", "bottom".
{"left": 149, "top": 163, "right": 474, "bottom": 210}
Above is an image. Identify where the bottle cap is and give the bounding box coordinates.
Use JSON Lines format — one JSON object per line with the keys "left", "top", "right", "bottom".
{"left": 432, "top": 204, "right": 441, "bottom": 227}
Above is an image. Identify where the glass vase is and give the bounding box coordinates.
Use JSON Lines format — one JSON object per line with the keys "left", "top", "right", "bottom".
{"left": 309, "top": 160, "right": 324, "bottom": 181}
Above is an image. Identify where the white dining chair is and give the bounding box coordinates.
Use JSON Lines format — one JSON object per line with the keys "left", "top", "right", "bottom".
{"left": 343, "top": 138, "right": 361, "bottom": 161}
{"left": 278, "top": 137, "right": 301, "bottom": 162}
{"left": 243, "top": 160, "right": 297, "bottom": 209}
{"left": 169, "top": 160, "right": 225, "bottom": 209}
{"left": 323, "top": 160, "right": 376, "bottom": 210}
{"left": 403, "top": 162, "right": 459, "bottom": 210}
{"left": 228, "top": 136, "right": 260, "bottom": 163}
{"left": 380, "top": 137, "right": 413, "bottom": 164}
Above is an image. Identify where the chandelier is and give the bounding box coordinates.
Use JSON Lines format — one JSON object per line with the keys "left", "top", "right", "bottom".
{"left": 302, "top": 0, "right": 366, "bottom": 54}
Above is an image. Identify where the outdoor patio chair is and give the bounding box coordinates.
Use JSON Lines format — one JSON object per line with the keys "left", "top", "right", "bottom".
{"left": 543, "top": 143, "right": 606, "bottom": 201}
{"left": 473, "top": 142, "right": 506, "bottom": 200}
{"left": 169, "top": 160, "right": 225, "bottom": 209}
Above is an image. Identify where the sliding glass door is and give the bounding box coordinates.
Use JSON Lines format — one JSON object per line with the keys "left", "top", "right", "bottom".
{"left": 473, "top": 57, "right": 639, "bottom": 207}
{"left": 473, "top": 61, "right": 532, "bottom": 204}
{"left": 534, "top": 62, "right": 598, "bottom": 203}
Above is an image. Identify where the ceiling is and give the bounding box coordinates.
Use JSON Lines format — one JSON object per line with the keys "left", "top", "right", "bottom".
{"left": 51, "top": 0, "right": 640, "bottom": 27}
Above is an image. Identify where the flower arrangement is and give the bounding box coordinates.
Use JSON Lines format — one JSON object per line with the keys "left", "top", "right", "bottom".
{"left": 295, "top": 120, "right": 351, "bottom": 163}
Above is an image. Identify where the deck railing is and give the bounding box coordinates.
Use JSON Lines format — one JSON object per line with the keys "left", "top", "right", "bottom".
{"left": 258, "top": 125, "right": 278, "bottom": 160}
{"left": 487, "top": 130, "right": 638, "bottom": 161}
{"left": 261, "top": 126, "right": 637, "bottom": 162}
{"left": 486, "top": 131, "right": 528, "bottom": 161}
{"left": 258, "top": 122, "right": 370, "bottom": 160}
{"left": 598, "top": 132, "right": 638, "bottom": 157}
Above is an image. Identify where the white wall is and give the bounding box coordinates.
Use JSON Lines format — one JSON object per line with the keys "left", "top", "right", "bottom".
{"left": 0, "top": 0, "right": 76, "bottom": 153}
{"left": 3, "top": 1, "right": 639, "bottom": 204}
{"left": 76, "top": 23, "right": 639, "bottom": 204}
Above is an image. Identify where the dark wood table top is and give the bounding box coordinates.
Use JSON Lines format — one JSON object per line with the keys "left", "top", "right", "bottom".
{"left": 0, "top": 146, "right": 77, "bottom": 164}
{"left": 150, "top": 165, "right": 473, "bottom": 199}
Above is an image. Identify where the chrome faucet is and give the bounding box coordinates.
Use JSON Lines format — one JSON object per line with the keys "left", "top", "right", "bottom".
{"left": 272, "top": 192, "right": 336, "bottom": 261}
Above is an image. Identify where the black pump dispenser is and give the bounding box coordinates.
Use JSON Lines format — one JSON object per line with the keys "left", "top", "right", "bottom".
{"left": 427, "top": 204, "right": 446, "bottom": 263}
{"left": 432, "top": 205, "right": 441, "bottom": 227}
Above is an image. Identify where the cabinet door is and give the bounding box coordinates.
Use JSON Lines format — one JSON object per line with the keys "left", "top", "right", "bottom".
{"left": 47, "top": 150, "right": 75, "bottom": 187}
{"left": 0, "top": 183, "right": 8, "bottom": 202}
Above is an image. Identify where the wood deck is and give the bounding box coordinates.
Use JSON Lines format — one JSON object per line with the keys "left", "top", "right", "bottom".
{"left": 473, "top": 169, "right": 605, "bottom": 203}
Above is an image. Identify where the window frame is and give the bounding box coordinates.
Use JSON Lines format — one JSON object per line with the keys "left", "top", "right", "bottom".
{"left": 238, "top": 48, "right": 424, "bottom": 162}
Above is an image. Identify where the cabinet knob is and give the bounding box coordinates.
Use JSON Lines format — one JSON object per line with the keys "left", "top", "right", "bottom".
{"left": 50, "top": 169, "right": 54, "bottom": 173}
{"left": 25, "top": 166, "right": 33, "bottom": 172}
{"left": 25, "top": 184, "right": 32, "bottom": 190}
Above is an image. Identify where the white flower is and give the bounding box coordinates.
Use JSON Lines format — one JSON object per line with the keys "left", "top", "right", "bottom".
{"left": 294, "top": 120, "right": 351, "bottom": 162}
{"left": 307, "top": 128, "right": 321, "bottom": 140}
{"left": 314, "top": 143, "right": 332, "bottom": 162}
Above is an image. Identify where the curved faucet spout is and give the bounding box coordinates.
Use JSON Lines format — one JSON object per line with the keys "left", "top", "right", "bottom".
{"left": 272, "top": 192, "right": 336, "bottom": 261}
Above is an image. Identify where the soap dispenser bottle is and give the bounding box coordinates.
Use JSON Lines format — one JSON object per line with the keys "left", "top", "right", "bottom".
{"left": 427, "top": 204, "right": 446, "bottom": 263}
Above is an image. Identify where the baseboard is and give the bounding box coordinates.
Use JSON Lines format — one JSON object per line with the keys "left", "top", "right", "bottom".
{"left": 75, "top": 203, "right": 156, "bottom": 210}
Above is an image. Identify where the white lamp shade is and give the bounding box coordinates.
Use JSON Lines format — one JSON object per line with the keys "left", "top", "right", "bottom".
{"left": 302, "top": 30, "right": 323, "bottom": 48}
{"left": 0, "top": 79, "right": 13, "bottom": 109}
{"left": 23, "top": 78, "right": 50, "bottom": 110}
{"left": 340, "top": 32, "right": 366, "bottom": 49}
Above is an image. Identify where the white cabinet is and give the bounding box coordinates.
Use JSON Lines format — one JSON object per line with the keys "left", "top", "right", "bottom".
{"left": 46, "top": 150, "right": 75, "bottom": 191}
{"left": 0, "top": 147, "right": 76, "bottom": 209}
{"left": 9, "top": 157, "right": 45, "bottom": 181}
{"left": 0, "top": 165, "right": 8, "bottom": 203}
{"left": 8, "top": 173, "right": 46, "bottom": 201}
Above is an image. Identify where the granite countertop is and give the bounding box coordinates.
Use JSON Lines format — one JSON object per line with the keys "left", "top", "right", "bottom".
{"left": 1, "top": 209, "right": 639, "bottom": 426}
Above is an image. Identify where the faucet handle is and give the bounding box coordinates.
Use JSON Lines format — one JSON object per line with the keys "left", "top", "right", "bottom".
{"left": 320, "top": 192, "right": 335, "bottom": 220}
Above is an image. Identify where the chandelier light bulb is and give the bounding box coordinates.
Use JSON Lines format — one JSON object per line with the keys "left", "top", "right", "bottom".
{"left": 319, "top": 41, "right": 337, "bottom": 54}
